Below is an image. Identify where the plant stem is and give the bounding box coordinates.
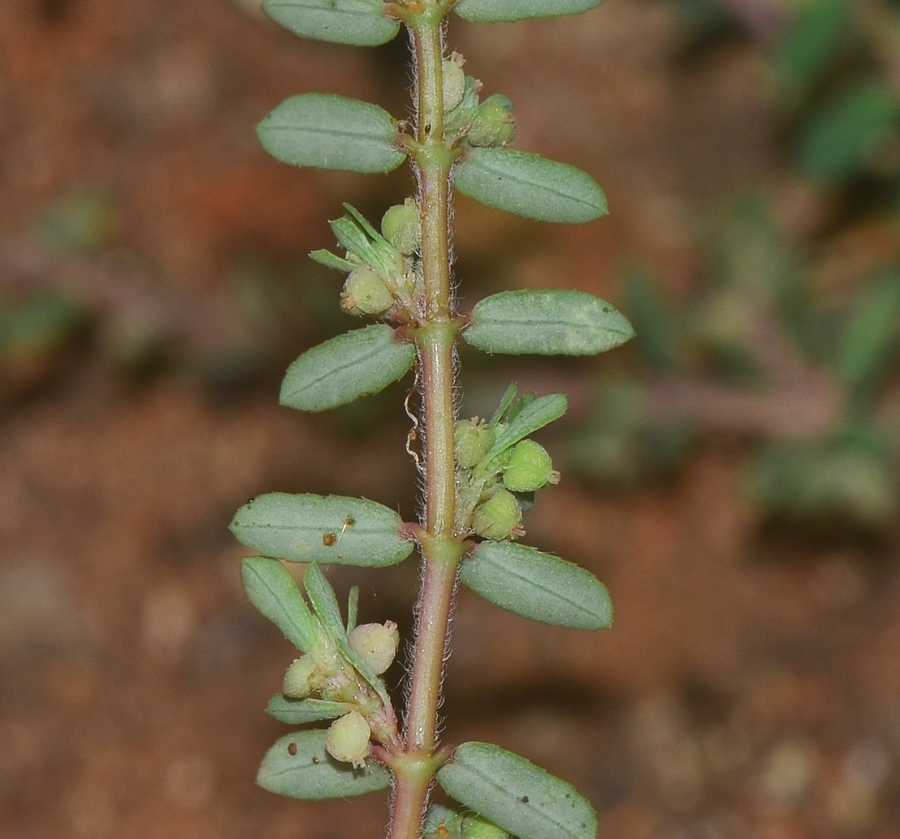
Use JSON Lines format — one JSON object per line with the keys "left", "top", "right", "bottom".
{"left": 388, "top": 7, "right": 462, "bottom": 839}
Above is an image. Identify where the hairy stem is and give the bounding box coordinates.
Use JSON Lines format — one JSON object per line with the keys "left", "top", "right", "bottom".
{"left": 389, "top": 7, "right": 462, "bottom": 839}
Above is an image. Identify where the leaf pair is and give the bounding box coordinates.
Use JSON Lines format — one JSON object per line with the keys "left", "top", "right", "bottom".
{"left": 262, "top": 0, "right": 606, "bottom": 48}
{"left": 258, "top": 730, "right": 598, "bottom": 839}
{"left": 257, "top": 92, "right": 607, "bottom": 225}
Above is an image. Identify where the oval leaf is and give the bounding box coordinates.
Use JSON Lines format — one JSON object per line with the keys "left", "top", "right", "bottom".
{"left": 463, "top": 289, "right": 634, "bottom": 355}
{"left": 258, "top": 728, "right": 391, "bottom": 800}
{"left": 267, "top": 694, "right": 352, "bottom": 725}
{"left": 436, "top": 742, "right": 597, "bottom": 839}
{"left": 241, "top": 557, "right": 319, "bottom": 652}
{"left": 454, "top": 147, "right": 606, "bottom": 224}
{"left": 280, "top": 325, "right": 416, "bottom": 412}
{"left": 263, "top": 0, "right": 401, "bottom": 47}
{"left": 455, "top": 0, "right": 604, "bottom": 22}
{"left": 461, "top": 541, "right": 612, "bottom": 629}
{"left": 257, "top": 93, "right": 407, "bottom": 174}
{"left": 231, "top": 493, "right": 414, "bottom": 567}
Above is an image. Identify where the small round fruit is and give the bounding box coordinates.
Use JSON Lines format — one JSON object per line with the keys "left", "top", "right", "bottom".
{"left": 341, "top": 265, "right": 393, "bottom": 316}
{"left": 455, "top": 418, "right": 495, "bottom": 469}
{"left": 442, "top": 54, "right": 467, "bottom": 112}
{"left": 282, "top": 656, "right": 319, "bottom": 699}
{"left": 463, "top": 814, "right": 510, "bottom": 839}
{"left": 381, "top": 199, "right": 421, "bottom": 256}
{"left": 503, "top": 439, "right": 559, "bottom": 492}
{"left": 467, "top": 94, "right": 516, "bottom": 148}
{"left": 348, "top": 621, "right": 400, "bottom": 675}
{"left": 472, "top": 489, "right": 522, "bottom": 540}
{"left": 325, "top": 711, "right": 371, "bottom": 768}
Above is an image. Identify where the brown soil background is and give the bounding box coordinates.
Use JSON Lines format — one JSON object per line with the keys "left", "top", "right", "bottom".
{"left": 2, "top": 1, "right": 900, "bottom": 838}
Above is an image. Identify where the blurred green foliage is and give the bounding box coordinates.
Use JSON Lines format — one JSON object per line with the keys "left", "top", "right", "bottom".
{"left": 570, "top": 0, "right": 900, "bottom": 534}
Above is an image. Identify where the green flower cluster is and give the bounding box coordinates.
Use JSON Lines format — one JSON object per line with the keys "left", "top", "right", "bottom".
{"left": 443, "top": 53, "right": 517, "bottom": 149}
{"left": 282, "top": 613, "right": 400, "bottom": 767}
{"left": 310, "top": 202, "right": 422, "bottom": 320}
{"left": 455, "top": 391, "right": 560, "bottom": 541}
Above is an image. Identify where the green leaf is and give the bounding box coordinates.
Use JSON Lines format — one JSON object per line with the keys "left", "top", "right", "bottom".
{"left": 794, "top": 81, "right": 900, "bottom": 184}
{"left": 263, "top": 0, "right": 401, "bottom": 47}
{"left": 231, "top": 493, "right": 414, "bottom": 567}
{"left": 436, "top": 742, "right": 597, "bottom": 839}
{"left": 257, "top": 93, "right": 407, "bottom": 174}
{"left": 837, "top": 273, "right": 900, "bottom": 399}
{"left": 490, "top": 382, "right": 520, "bottom": 426}
{"left": 266, "top": 694, "right": 352, "bottom": 725}
{"left": 241, "top": 557, "right": 319, "bottom": 652}
{"left": 346, "top": 586, "right": 359, "bottom": 632}
{"left": 482, "top": 393, "right": 568, "bottom": 465}
{"left": 463, "top": 289, "right": 634, "bottom": 355}
{"left": 310, "top": 249, "right": 356, "bottom": 272}
{"left": 303, "top": 564, "right": 391, "bottom": 704}
{"left": 454, "top": 147, "right": 607, "bottom": 224}
{"left": 455, "top": 0, "right": 604, "bottom": 23}
{"left": 280, "top": 325, "right": 416, "bottom": 412}
{"left": 461, "top": 541, "right": 613, "bottom": 629}
{"left": 258, "top": 728, "right": 391, "bottom": 800}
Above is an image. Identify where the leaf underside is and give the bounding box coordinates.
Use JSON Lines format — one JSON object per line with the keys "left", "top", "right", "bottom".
{"left": 461, "top": 541, "right": 613, "bottom": 629}
{"left": 455, "top": 0, "right": 605, "bottom": 23}
{"left": 454, "top": 147, "right": 607, "bottom": 224}
{"left": 280, "top": 324, "right": 416, "bottom": 413}
{"left": 263, "top": 0, "right": 401, "bottom": 46}
{"left": 258, "top": 728, "right": 391, "bottom": 800}
{"left": 266, "top": 694, "right": 351, "bottom": 725}
{"left": 257, "top": 93, "right": 406, "bottom": 174}
{"left": 231, "top": 492, "right": 414, "bottom": 567}
{"left": 436, "top": 742, "right": 598, "bottom": 839}
{"left": 464, "top": 289, "right": 635, "bottom": 355}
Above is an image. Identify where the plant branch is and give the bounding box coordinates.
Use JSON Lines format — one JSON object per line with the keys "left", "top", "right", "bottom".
{"left": 388, "top": 7, "right": 463, "bottom": 839}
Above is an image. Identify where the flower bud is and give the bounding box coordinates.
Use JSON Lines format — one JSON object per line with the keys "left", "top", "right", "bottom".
{"left": 467, "top": 94, "right": 516, "bottom": 148}
{"left": 455, "top": 418, "right": 495, "bottom": 469}
{"left": 442, "top": 53, "right": 467, "bottom": 112}
{"left": 325, "top": 711, "right": 371, "bottom": 768}
{"left": 381, "top": 199, "right": 421, "bottom": 256}
{"left": 472, "top": 489, "right": 522, "bottom": 540}
{"left": 282, "top": 656, "right": 320, "bottom": 699}
{"left": 502, "top": 439, "right": 559, "bottom": 492}
{"left": 341, "top": 265, "right": 394, "bottom": 316}
{"left": 348, "top": 621, "right": 400, "bottom": 675}
{"left": 463, "top": 815, "right": 511, "bottom": 839}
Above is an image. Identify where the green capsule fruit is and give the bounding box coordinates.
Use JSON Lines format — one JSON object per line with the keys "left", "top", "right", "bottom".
{"left": 462, "top": 814, "right": 511, "bottom": 839}
{"left": 467, "top": 94, "right": 516, "bottom": 148}
{"left": 381, "top": 199, "right": 421, "bottom": 256}
{"left": 348, "top": 621, "right": 400, "bottom": 675}
{"left": 472, "top": 489, "right": 522, "bottom": 540}
{"left": 341, "top": 265, "right": 394, "bottom": 316}
{"left": 443, "top": 54, "right": 467, "bottom": 112}
{"left": 325, "top": 711, "right": 371, "bottom": 768}
{"left": 455, "top": 418, "right": 496, "bottom": 469}
{"left": 502, "top": 439, "right": 559, "bottom": 492}
{"left": 282, "top": 656, "right": 320, "bottom": 699}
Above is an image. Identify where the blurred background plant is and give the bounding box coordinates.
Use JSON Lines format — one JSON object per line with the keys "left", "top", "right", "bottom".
{"left": 570, "top": 0, "right": 900, "bottom": 535}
